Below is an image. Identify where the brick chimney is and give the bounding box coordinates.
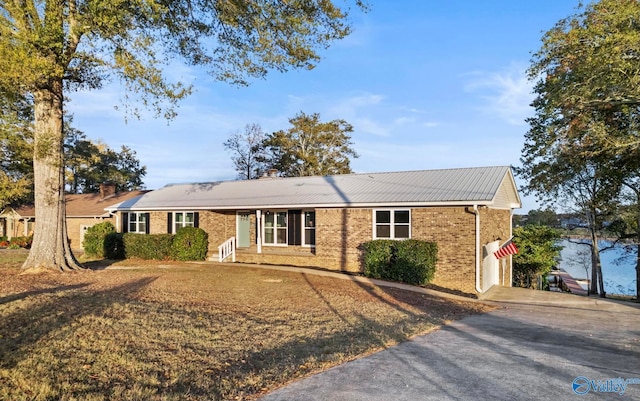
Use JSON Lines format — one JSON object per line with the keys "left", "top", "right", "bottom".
{"left": 259, "top": 169, "right": 280, "bottom": 179}
{"left": 99, "top": 183, "right": 116, "bottom": 200}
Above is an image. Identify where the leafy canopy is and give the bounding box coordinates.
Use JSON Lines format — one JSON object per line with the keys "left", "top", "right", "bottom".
{"left": 0, "top": 0, "right": 367, "bottom": 117}
{"left": 261, "top": 111, "right": 358, "bottom": 177}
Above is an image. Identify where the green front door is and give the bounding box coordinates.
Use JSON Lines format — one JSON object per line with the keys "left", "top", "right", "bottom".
{"left": 237, "top": 212, "right": 251, "bottom": 248}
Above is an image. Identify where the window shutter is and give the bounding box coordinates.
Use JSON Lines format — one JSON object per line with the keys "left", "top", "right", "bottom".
{"left": 167, "top": 213, "right": 173, "bottom": 233}
{"left": 144, "top": 213, "right": 150, "bottom": 234}
{"left": 194, "top": 212, "right": 199, "bottom": 228}
{"left": 122, "top": 213, "right": 129, "bottom": 233}
{"left": 288, "top": 210, "right": 301, "bottom": 245}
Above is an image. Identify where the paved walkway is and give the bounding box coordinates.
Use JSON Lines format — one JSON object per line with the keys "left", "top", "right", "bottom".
{"left": 260, "top": 285, "right": 640, "bottom": 401}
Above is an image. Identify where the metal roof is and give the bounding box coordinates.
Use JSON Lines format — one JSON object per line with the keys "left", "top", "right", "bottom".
{"left": 107, "top": 166, "right": 522, "bottom": 211}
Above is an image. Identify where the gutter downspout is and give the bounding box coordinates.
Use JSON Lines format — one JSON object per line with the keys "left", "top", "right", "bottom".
{"left": 509, "top": 209, "right": 514, "bottom": 287}
{"left": 466, "top": 205, "right": 482, "bottom": 294}
{"left": 108, "top": 211, "right": 119, "bottom": 232}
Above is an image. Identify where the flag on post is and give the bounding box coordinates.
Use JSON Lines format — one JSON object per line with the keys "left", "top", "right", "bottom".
{"left": 494, "top": 238, "right": 518, "bottom": 259}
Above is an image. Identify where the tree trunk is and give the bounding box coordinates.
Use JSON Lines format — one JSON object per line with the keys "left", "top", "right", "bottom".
{"left": 587, "top": 211, "right": 599, "bottom": 296}
{"left": 22, "top": 82, "right": 83, "bottom": 272}
{"left": 636, "top": 210, "right": 640, "bottom": 302}
{"left": 592, "top": 234, "right": 606, "bottom": 298}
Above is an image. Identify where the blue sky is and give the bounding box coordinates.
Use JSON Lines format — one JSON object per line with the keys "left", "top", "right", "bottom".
{"left": 67, "top": 1, "right": 582, "bottom": 213}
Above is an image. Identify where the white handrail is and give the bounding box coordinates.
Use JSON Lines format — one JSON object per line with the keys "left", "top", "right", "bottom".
{"left": 218, "top": 236, "right": 236, "bottom": 262}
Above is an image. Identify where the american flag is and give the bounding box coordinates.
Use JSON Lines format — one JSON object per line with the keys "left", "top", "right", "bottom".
{"left": 494, "top": 238, "right": 518, "bottom": 259}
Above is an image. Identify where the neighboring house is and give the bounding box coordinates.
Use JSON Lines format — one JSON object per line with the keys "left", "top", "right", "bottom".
{"left": 0, "top": 184, "right": 147, "bottom": 250}
{"left": 107, "top": 166, "right": 522, "bottom": 295}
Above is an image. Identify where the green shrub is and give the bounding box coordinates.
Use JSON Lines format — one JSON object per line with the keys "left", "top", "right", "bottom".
{"left": 394, "top": 240, "right": 437, "bottom": 285}
{"left": 172, "top": 227, "right": 208, "bottom": 261}
{"left": 362, "top": 240, "right": 395, "bottom": 279}
{"left": 83, "top": 222, "right": 116, "bottom": 257}
{"left": 123, "top": 233, "right": 174, "bottom": 260}
{"left": 9, "top": 236, "right": 32, "bottom": 249}
{"left": 362, "top": 239, "right": 437, "bottom": 285}
{"left": 104, "top": 233, "right": 125, "bottom": 260}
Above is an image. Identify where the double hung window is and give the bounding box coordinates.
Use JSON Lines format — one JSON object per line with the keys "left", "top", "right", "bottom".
{"left": 128, "top": 212, "right": 148, "bottom": 234}
{"left": 264, "top": 211, "right": 287, "bottom": 245}
{"left": 374, "top": 209, "right": 410, "bottom": 239}
{"left": 173, "top": 212, "right": 195, "bottom": 233}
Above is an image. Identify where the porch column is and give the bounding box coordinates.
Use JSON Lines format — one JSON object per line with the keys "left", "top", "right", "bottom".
{"left": 256, "top": 209, "right": 262, "bottom": 254}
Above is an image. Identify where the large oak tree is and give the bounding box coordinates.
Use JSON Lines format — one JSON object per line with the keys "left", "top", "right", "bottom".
{"left": 519, "top": 0, "right": 640, "bottom": 297}
{"left": 0, "top": 0, "right": 366, "bottom": 271}
{"left": 261, "top": 111, "right": 358, "bottom": 177}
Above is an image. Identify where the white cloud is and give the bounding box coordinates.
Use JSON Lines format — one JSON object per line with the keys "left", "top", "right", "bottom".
{"left": 464, "top": 64, "right": 534, "bottom": 126}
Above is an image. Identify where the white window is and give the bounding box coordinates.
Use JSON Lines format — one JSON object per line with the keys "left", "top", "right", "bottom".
{"left": 128, "top": 212, "right": 147, "bottom": 234}
{"left": 303, "top": 211, "right": 316, "bottom": 247}
{"left": 173, "top": 212, "right": 195, "bottom": 233}
{"left": 264, "top": 211, "right": 287, "bottom": 245}
{"left": 374, "top": 209, "right": 410, "bottom": 239}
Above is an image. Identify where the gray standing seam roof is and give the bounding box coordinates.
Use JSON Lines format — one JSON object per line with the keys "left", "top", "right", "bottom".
{"left": 109, "top": 166, "right": 519, "bottom": 211}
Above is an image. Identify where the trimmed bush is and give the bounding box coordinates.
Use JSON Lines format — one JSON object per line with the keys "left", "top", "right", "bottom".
{"left": 362, "top": 239, "right": 437, "bottom": 285}
{"left": 172, "top": 227, "right": 208, "bottom": 261}
{"left": 123, "top": 233, "right": 174, "bottom": 260}
{"left": 394, "top": 240, "right": 438, "bottom": 285}
{"left": 362, "top": 240, "right": 396, "bottom": 279}
{"left": 104, "top": 233, "right": 125, "bottom": 260}
{"left": 83, "top": 222, "right": 116, "bottom": 257}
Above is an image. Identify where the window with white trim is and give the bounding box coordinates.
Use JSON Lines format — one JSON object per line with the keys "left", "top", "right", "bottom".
{"left": 374, "top": 209, "right": 410, "bottom": 239}
{"left": 303, "top": 211, "right": 316, "bottom": 246}
{"left": 264, "top": 211, "right": 287, "bottom": 245}
{"left": 128, "top": 212, "right": 147, "bottom": 234}
{"left": 173, "top": 212, "right": 195, "bottom": 233}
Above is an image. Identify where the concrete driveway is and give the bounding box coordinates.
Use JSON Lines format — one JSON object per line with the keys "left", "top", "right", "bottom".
{"left": 260, "top": 286, "right": 640, "bottom": 401}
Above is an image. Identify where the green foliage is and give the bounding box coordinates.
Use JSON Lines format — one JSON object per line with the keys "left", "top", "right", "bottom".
{"left": 363, "top": 239, "right": 438, "bottom": 286}
{"left": 0, "top": 91, "right": 33, "bottom": 207}
{"left": 171, "top": 227, "right": 208, "bottom": 261}
{"left": 261, "top": 112, "right": 359, "bottom": 177}
{"left": 362, "top": 240, "right": 395, "bottom": 279}
{"left": 8, "top": 236, "right": 32, "bottom": 249}
{"left": 82, "top": 222, "right": 116, "bottom": 257}
{"left": 65, "top": 123, "right": 147, "bottom": 193}
{"left": 525, "top": 209, "right": 559, "bottom": 227}
{"left": 521, "top": 0, "right": 640, "bottom": 296}
{"left": 2, "top": 0, "right": 364, "bottom": 269}
{"left": 123, "top": 233, "right": 174, "bottom": 260}
{"left": 512, "top": 225, "right": 563, "bottom": 289}
{"left": 104, "top": 233, "right": 125, "bottom": 260}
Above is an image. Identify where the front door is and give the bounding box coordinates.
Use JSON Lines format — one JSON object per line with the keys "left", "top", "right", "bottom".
{"left": 237, "top": 212, "right": 251, "bottom": 248}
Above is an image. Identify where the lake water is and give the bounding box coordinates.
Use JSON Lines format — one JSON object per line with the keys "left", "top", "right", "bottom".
{"left": 557, "top": 239, "right": 638, "bottom": 296}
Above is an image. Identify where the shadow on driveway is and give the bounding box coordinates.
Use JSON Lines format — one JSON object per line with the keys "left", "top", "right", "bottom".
{"left": 260, "top": 287, "right": 640, "bottom": 401}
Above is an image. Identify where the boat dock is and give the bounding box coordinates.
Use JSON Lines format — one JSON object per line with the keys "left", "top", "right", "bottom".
{"left": 549, "top": 269, "right": 588, "bottom": 296}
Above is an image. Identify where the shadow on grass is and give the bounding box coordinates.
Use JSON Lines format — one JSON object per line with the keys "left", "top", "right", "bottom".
{"left": 0, "top": 283, "right": 91, "bottom": 305}
{"left": 0, "top": 276, "right": 157, "bottom": 370}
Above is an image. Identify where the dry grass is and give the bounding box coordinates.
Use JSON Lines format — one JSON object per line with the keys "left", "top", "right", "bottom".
{"left": 0, "top": 256, "right": 492, "bottom": 401}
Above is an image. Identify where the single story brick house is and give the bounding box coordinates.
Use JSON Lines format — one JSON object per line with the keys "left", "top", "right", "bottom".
{"left": 0, "top": 184, "right": 147, "bottom": 250}
{"left": 106, "top": 166, "right": 521, "bottom": 295}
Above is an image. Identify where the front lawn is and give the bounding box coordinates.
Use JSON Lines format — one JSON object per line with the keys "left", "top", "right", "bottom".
{"left": 0, "top": 260, "right": 491, "bottom": 400}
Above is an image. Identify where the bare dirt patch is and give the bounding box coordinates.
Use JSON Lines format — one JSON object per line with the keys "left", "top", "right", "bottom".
{"left": 0, "top": 261, "right": 492, "bottom": 400}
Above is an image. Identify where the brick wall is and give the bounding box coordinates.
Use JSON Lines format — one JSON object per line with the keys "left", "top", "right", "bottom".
{"left": 412, "top": 207, "right": 477, "bottom": 294}
{"left": 479, "top": 208, "right": 513, "bottom": 287}
{"left": 67, "top": 217, "right": 112, "bottom": 250}
{"left": 314, "top": 208, "right": 371, "bottom": 272}
{"left": 132, "top": 206, "right": 512, "bottom": 295}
